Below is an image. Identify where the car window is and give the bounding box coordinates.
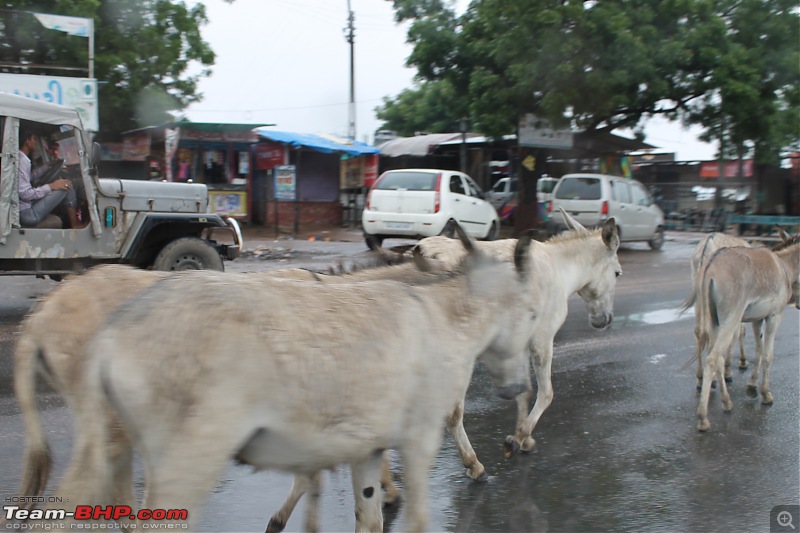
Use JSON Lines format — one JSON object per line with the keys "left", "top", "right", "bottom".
{"left": 374, "top": 171, "right": 438, "bottom": 191}
{"left": 464, "top": 176, "right": 483, "bottom": 198}
{"left": 555, "top": 177, "right": 601, "bottom": 200}
{"left": 612, "top": 180, "right": 631, "bottom": 204}
{"left": 449, "top": 175, "right": 466, "bottom": 195}
{"left": 630, "top": 183, "right": 650, "bottom": 206}
{"left": 490, "top": 180, "right": 505, "bottom": 193}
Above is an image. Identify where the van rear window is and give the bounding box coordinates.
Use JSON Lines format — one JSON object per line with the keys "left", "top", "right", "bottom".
{"left": 555, "top": 177, "right": 601, "bottom": 200}
{"left": 375, "top": 171, "right": 438, "bottom": 191}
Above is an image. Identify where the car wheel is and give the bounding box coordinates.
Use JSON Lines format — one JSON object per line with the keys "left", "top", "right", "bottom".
{"left": 153, "top": 237, "right": 225, "bottom": 271}
{"left": 484, "top": 221, "right": 499, "bottom": 241}
{"left": 648, "top": 226, "right": 665, "bottom": 250}
{"left": 364, "top": 232, "right": 384, "bottom": 250}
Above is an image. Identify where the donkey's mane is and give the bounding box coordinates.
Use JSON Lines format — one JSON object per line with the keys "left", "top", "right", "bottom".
{"left": 545, "top": 227, "right": 602, "bottom": 245}
{"left": 772, "top": 233, "right": 800, "bottom": 252}
{"left": 319, "top": 251, "right": 411, "bottom": 276}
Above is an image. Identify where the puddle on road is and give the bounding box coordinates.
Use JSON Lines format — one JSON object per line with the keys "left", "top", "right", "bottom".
{"left": 619, "top": 307, "right": 694, "bottom": 326}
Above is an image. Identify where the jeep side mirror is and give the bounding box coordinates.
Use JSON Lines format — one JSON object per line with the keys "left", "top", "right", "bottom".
{"left": 91, "top": 142, "right": 102, "bottom": 175}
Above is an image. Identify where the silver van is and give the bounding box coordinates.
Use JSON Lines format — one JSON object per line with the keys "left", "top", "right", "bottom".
{"left": 547, "top": 173, "right": 665, "bottom": 249}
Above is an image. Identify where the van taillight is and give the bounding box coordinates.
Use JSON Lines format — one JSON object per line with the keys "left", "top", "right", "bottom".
{"left": 601, "top": 200, "right": 609, "bottom": 215}
{"left": 366, "top": 189, "right": 374, "bottom": 210}
{"left": 548, "top": 201, "right": 553, "bottom": 213}
{"left": 434, "top": 173, "right": 442, "bottom": 213}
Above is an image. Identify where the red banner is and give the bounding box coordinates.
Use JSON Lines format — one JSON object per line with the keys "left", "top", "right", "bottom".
{"left": 255, "top": 143, "right": 286, "bottom": 170}
{"left": 700, "top": 160, "right": 753, "bottom": 178}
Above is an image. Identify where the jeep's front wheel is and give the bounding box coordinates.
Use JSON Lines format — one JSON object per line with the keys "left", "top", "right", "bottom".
{"left": 153, "top": 237, "right": 224, "bottom": 271}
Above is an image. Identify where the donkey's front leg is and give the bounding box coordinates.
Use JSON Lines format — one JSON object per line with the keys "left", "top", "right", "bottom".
{"left": 505, "top": 342, "right": 551, "bottom": 456}
{"left": 446, "top": 400, "right": 486, "bottom": 481}
{"left": 351, "top": 453, "right": 384, "bottom": 533}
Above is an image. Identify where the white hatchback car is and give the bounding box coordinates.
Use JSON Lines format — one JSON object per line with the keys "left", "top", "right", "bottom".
{"left": 362, "top": 168, "right": 500, "bottom": 249}
{"left": 547, "top": 173, "right": 665, "bottom": 249}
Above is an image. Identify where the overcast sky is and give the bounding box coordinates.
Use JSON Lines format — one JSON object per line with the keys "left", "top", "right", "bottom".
{"left": 185, "top": 0, "right": 717, "bottom": 161}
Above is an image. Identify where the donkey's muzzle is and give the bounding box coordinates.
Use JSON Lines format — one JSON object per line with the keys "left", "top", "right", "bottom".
{"left": 590, "top": 312, "right": 613, "bottom": 329}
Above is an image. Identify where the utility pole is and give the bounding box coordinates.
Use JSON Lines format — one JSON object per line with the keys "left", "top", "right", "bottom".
{"left": 345, "top": 1, "right": 356, "bottom": 141}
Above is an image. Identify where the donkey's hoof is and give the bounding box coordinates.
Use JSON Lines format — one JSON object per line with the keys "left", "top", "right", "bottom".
{"left": 761, "top": 392, "right": 774, "bottom": 405}
{"left": 383, "top": 492, "right": 401, "bottom": 508}
{"left": 738, "top": 362, "right": 749, "bottom": 370}
{"left": 266, "top": 518, "right": 286, "bottom": 533}
{"left": 722, "top": 399, "right": 733, "bottom": 412}
{"left": 746, "top": 385, "right": 759, "bottom": 398}
{"left": 724, "top": 375, "right": 733, "bottom": 384}
{"left": 697, "top": 418, "right": 711, "bottom": 432}
{"left": 519, "top": 436, "right": 536, "bottom": 453}
{"left": 469, "top": 470, "right": 489, "bottom": 483}
{"left": 503, "top": 435, "right": 520, "bottom": 459}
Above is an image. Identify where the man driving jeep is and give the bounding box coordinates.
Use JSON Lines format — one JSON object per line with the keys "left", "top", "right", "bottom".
{"left": 18, "top": 126, "right": 84, "bottom": 229}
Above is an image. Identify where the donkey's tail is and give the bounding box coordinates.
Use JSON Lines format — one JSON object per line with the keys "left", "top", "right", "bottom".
{"left": 13, "top": 331, "right": 53, "bottom": 509}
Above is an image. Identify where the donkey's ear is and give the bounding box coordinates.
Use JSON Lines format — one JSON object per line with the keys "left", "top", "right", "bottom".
{"left": 559, "top": 207, "right": 587, "bottom": 232}
{"left": 514, "top": 229, "right": 536, "bottom": 277}
{"left": 602, "top": 218, "right": 620, "bottom": 250}
{"left": 451, "top": 221, "right": 476, "bottom": 254}
{"left": 412, "top": 246, "right": 434, "bottom": 272}
{"left": 776, "top": 225, "right": 790, "bottom": 242}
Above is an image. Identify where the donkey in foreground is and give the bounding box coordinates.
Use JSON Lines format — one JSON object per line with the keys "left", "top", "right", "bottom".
{"left": 413, "top": 209, "right": 621, "bottom": 460}
{"left": 695, "top": 234, "right": 800, "bottom": 432}
{"left": 51, "top": 233, "right": 539, "bottom": 532}
{"left": 13, "top": 265, "right": 167, "bottom": 519}
{"left": 15, "top": 259, "right": 441, "bottom": 531}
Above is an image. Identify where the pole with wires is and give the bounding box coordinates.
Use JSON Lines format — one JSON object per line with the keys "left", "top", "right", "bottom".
{"left": 345, "top": 0, "right": 356, "bottom": 141}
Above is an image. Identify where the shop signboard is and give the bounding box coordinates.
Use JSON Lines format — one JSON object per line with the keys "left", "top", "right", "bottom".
{"left": 275, "top": 165, "right": 297, "bottom": 201}
{"left": 518, "top": 113, "right": 573, "bottom": 149}
{"left": 209, "top": 190, "right": 247, "bottom": 217}
{"left": 255, "top": 142, "right": 286, "bottom": 170}
{"left": 0, "top": 73, "right": 98, "bottom": 131}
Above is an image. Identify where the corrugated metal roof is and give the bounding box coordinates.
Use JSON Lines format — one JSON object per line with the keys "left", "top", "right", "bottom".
{"left": 379, "top": 133, "right": 480, "bottom": 157}
{"left": 256, "top": 129, "right": 379, "bottom": 156}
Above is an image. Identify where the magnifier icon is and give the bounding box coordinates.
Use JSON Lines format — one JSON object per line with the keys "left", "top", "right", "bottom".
{"left": 778, "top": 511, "right": 795, "bottom": 529}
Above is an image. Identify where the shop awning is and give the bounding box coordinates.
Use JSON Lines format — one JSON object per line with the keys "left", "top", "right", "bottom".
{"left": 256, "top": 129, "right": 379, "bottom": 156}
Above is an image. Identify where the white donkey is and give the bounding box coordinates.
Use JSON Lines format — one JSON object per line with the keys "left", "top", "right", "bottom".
{"left": 49, "top": 232, "right": 539, "bottom": 532}
{"left": 695, "top": 234, "right": 800, "bottom": 431}
{"left": 680, "top": 232, "right": 753, "bottom": 388}
{"left": 14, "top": 259, "right": 447, "bottom": 531}
{"left": 412, "top": 209, "right": 621, "bottom": 461}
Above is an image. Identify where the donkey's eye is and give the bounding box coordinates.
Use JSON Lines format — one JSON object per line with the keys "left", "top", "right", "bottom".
{"left": 615, "top": 271, "right": 622, "bottom": 278}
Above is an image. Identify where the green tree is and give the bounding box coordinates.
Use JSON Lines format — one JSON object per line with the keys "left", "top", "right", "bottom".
{"left": 0, "top": 1, "right": 225, "bottom": 139}
{"left": 380, "top": 0, "right": 799, "bottom": 162}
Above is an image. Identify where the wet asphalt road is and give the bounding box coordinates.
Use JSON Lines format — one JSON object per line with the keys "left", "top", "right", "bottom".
{"left": 0, "top": 233, "right": 798, "bottom": 532}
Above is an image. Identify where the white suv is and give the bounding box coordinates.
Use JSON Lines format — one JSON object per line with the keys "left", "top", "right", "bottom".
{"left": 362, "top": 169, "right": 500, "bottom": 249}
{"left": 547, "top": 173, "right": 665, "bottom": 249}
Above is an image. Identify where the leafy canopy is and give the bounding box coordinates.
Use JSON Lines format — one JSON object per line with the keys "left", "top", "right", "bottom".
{"left": 378, "top": 0, "right": 799, "bottom": 162}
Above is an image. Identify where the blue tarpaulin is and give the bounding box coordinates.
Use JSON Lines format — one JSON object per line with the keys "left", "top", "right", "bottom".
{"left": 255, "top": 129, "right": 379, "bottom": 157}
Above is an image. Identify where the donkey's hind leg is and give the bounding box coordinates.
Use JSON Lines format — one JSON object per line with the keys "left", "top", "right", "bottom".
{"left": 266, "top": 474, "right": 314, "bottom": 533}
{"left": 746, "top": 320, "right": 765, "bottom": 399}
{"left": 758, "top": 314, "right": 782, "bottom": 405}
{"left": 738, "top": 324, "right": 748, "bottom": 369}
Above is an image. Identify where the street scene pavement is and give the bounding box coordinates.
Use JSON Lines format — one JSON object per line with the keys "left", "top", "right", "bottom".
{"left": 0, "top": 229, "right": 797, "bottom": 532}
